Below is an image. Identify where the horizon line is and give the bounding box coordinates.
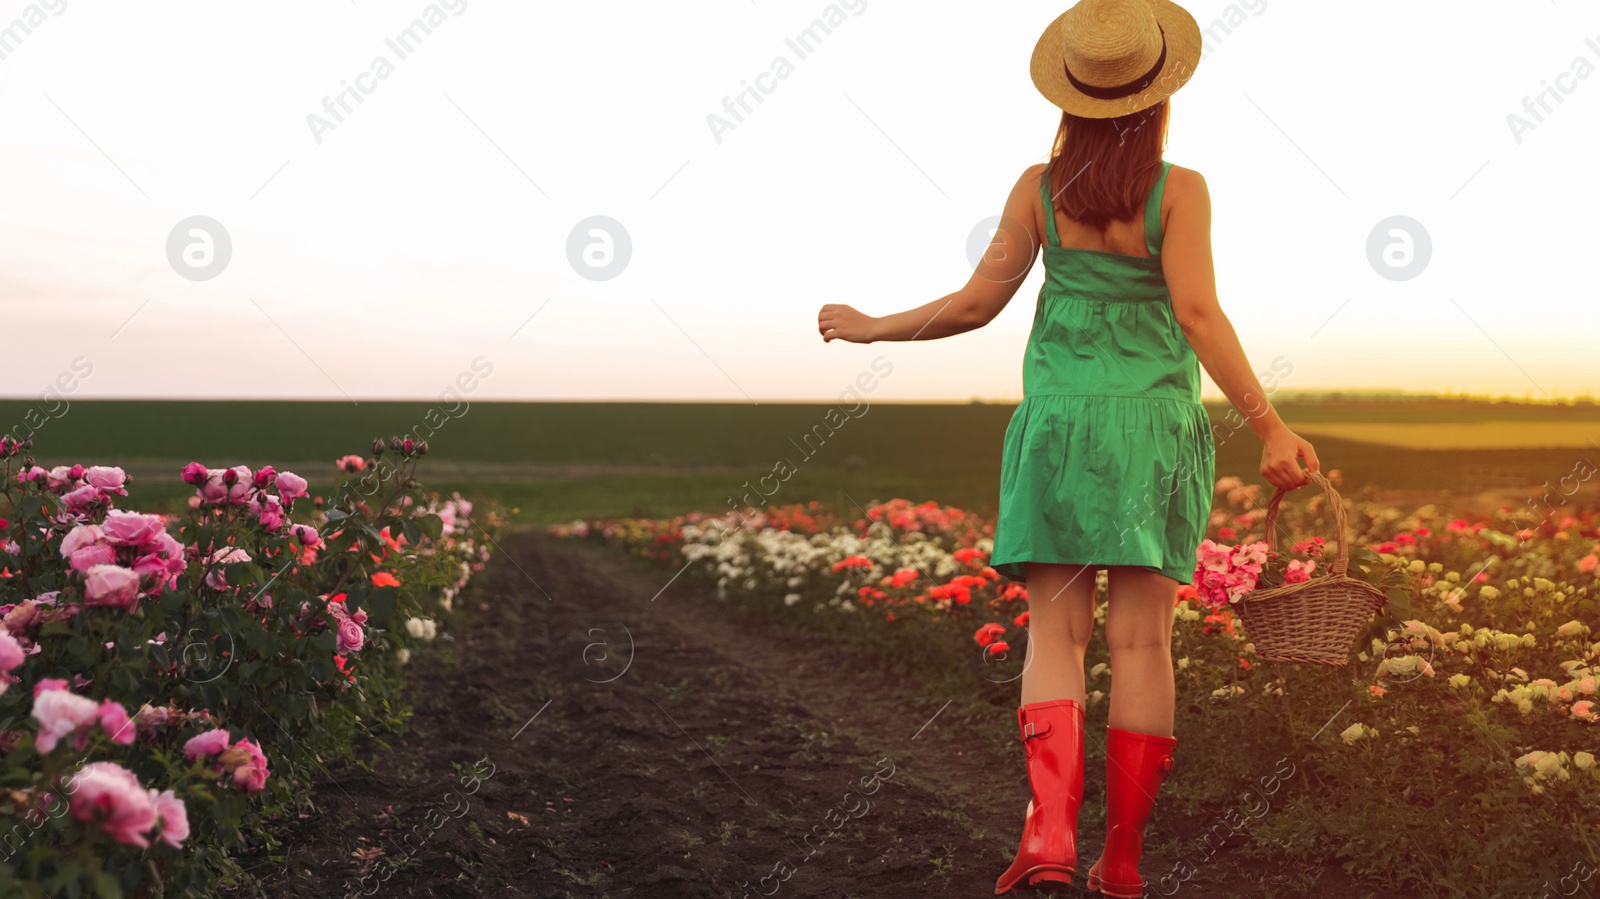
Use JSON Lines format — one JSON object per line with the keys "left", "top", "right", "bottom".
{"left": 0, "top": 391, "right": 1594, "bottom": 406}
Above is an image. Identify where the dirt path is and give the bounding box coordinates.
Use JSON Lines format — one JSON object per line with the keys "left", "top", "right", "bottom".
{"left": 253, "top": 531, "right": 1388, "bottom": 899}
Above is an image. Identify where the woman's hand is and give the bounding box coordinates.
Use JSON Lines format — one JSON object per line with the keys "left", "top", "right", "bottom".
{"left": 818, "top": 304, "right": 878, "bottom": 344}
{"left": 1260, "top": 427, "right": 1319, "bottom": 491}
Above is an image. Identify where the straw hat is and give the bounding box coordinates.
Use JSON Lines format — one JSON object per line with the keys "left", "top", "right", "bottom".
{"left": 1031, "top": 0, "right": 1202, "bottom": 118}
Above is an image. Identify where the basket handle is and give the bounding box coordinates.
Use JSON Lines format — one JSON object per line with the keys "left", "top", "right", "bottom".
{"left": 1261, "top": 470, "right": 1350, "bottom": 578}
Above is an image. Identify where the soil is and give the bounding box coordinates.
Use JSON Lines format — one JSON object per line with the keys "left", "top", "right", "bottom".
{"left": 249, "top": 531, "right": 1400, "bottom": 899}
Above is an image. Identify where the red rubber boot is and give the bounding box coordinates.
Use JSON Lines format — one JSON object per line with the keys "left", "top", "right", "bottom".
{"left": 1085, "top": 726, "right": 1178, "bottom": 898}
{"left": 994, "top": 699, "right": 1085, "bottom": 894}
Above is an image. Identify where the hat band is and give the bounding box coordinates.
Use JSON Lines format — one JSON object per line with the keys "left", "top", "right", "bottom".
{"left": 1063, "top": 25, "right": 1168, "bottom": 100}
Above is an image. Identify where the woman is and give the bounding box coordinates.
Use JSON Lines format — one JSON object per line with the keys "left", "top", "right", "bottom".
{"left": 817, "top": 0, "right": 1320, "bottom": 894}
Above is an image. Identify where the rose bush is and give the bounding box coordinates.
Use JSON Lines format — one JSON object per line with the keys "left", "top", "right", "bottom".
{"left": 0, "top": 436, "right": 498, "bottom": 897}
{"left": 556, "top": 475, "right": 1600, "bottom": 897}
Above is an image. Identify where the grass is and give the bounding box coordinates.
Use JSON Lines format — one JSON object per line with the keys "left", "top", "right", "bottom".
{"left": 3, "top": 398, "right": 1595, "bottom": 525}
{"left": 1294, "top": 421, "right": 1600, "bottom": 449}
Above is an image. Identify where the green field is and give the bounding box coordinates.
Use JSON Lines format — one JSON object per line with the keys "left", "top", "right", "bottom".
{"left": 0, "top": 397, "right": 1594, "bottom": 524}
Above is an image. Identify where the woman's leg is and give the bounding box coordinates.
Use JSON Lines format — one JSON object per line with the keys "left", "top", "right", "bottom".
{"left": 1019, "top": 562, "right": 1097, "bottom": 708}
{"left": 1103, "top": 566, "right": 1178, "bottom": 737}
{"left": 999, "top": 562, "right": 1096, "bottom": 893}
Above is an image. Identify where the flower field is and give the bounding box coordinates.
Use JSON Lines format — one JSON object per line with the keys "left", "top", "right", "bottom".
{"left": 0, "top": 437, "right": 499, "bottom": 897}
{"left": 556, "top": 475, "right": 1600, "bottom": 896}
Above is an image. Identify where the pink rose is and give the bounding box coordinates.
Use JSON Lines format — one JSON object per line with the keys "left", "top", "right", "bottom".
{"left": 290, "top": 524, "right": 322, "bottom": 547}
{"left": 1223, "top": 569, "right": 1249, "bottom": 586}
{"left": 131, "top": 552, "right": 183, "bottom": 592}
{"left": 101, "top": 510, "right": 165, "bottom": 547}
{"left": 336, "top": 618, "right": 365, "bottom": 654}
{"left": 199, "top": 466, "right": 253, "bottom": 505}
{"left": 61, "top": 484, "right": 104, "bottom": 514}
{"left": 83, "top": 466, "right": 128, "bottom": 495}
{"left": 199, "top": 470, "right": 229, "bottom": 504}
{"left": 1223, "top": 568, "right": 1259, "bottom": 601}
{"left": 33, "top": 678, "right": 69, "bottom": 698}
{"left": 32, "top": 684, "right": 101, "bottom": 754}
{"left": 1196, "top": 539, "right": 1232, "bottom": 573}
{"left": 191, "top": 737, "right": 275, "bottom": 793}
{"left": 251, "top": 494, "right": 286, "bottom": 532}
{"left": 84, "top": 565, "right": 141, "bottom": 609}
{"left": 151, "top": 531, "right": 185, "bottom": 560}
{"left": 1230, "top": 541, "right": 1268, "bottom": 571}
{"left": 233, "top": 763, "right": 269, "bottom": 793}
{"left": 0, "top": 631, "right": 23, "bottom": 696}
{"left": 68, "top": 543, "right": 117, "bottom": 573}
{"left": 0, "top": 630, "right": 23, "bottom": 672}
{"left": 275, "top": 471, "right": 308, "bottom": 502}
{"left": 224, "top": 466, "right": 253, "bottom": 504}
{"left": 222, "top": 738, "right": 270, "bottom": 792}
{"left": 59, "top": 524, "right": 105, "bottom": 558}
{"left": 204, "top": 547, "right": 252, "bottom": 591}
{"left": 134, "top": 704, "right": 172, "bottom": 733}
{"left": 97, "top": 700, "right": 136, "bottom": 745}
{"left": 180, "top": 461, "right": 208, "bottom": 486}
{"left": 149, "top": 789, "right": 189, "bottom": 847}
{"left": 183, "top": 728, "right": 232, "bottom": 759}
{"left": 1284, "top": 559, "right": 1317, "bottom": 585}
{"left": 66, "top": 762, "right": 157, "bottom": 848}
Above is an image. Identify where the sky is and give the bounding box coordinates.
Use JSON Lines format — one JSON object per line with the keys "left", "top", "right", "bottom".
{"left": 1, "top": 0, "right": 1597, "bottom": 405}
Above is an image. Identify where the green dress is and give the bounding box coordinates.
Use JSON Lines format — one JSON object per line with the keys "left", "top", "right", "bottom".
{"left": 990, "top": 159, "right": 1215, "bottom": 585}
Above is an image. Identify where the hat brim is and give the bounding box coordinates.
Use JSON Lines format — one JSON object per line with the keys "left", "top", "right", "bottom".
{"left": 1030, "top": 0, "right": 1202, "bottom": 118}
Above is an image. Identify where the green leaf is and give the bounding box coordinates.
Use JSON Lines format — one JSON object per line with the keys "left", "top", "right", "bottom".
{"left": 93, "top": 871, "right": 123, "bottom": 899}
{"left": 226, "top": 562, "right": 253, "bottom": 587}
{"left": 43, "top": 863, "right": 83, "bottom": 892}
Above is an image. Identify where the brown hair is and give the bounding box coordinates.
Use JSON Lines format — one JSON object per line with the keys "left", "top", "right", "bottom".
{"left": 1044, "top": 100, "right": 1170, "bottom": 232}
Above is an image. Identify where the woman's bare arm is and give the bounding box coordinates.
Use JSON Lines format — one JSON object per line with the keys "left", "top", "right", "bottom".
{"left": 1162, "top": 166, "right": 1319, "bottom": 491}
{"left": 818, "top": 164, "right": 1045, "bottom": 343}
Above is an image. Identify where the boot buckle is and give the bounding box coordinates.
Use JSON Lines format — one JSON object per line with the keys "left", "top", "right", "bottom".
{"left": 1022, "top": 720, "right": 1053, "bottom": 740}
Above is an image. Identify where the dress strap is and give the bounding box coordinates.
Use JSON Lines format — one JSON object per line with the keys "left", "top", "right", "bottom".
{"left": 1039, "top": 163, "right": 1060, "bottom": 248}
{"left": 1144, "top": 160, "right": 1173, "bottom": 256}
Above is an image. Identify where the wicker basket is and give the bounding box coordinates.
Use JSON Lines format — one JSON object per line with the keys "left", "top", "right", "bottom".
{"left": 1234, "top": 471, "right": 1388, "bottom": 666}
